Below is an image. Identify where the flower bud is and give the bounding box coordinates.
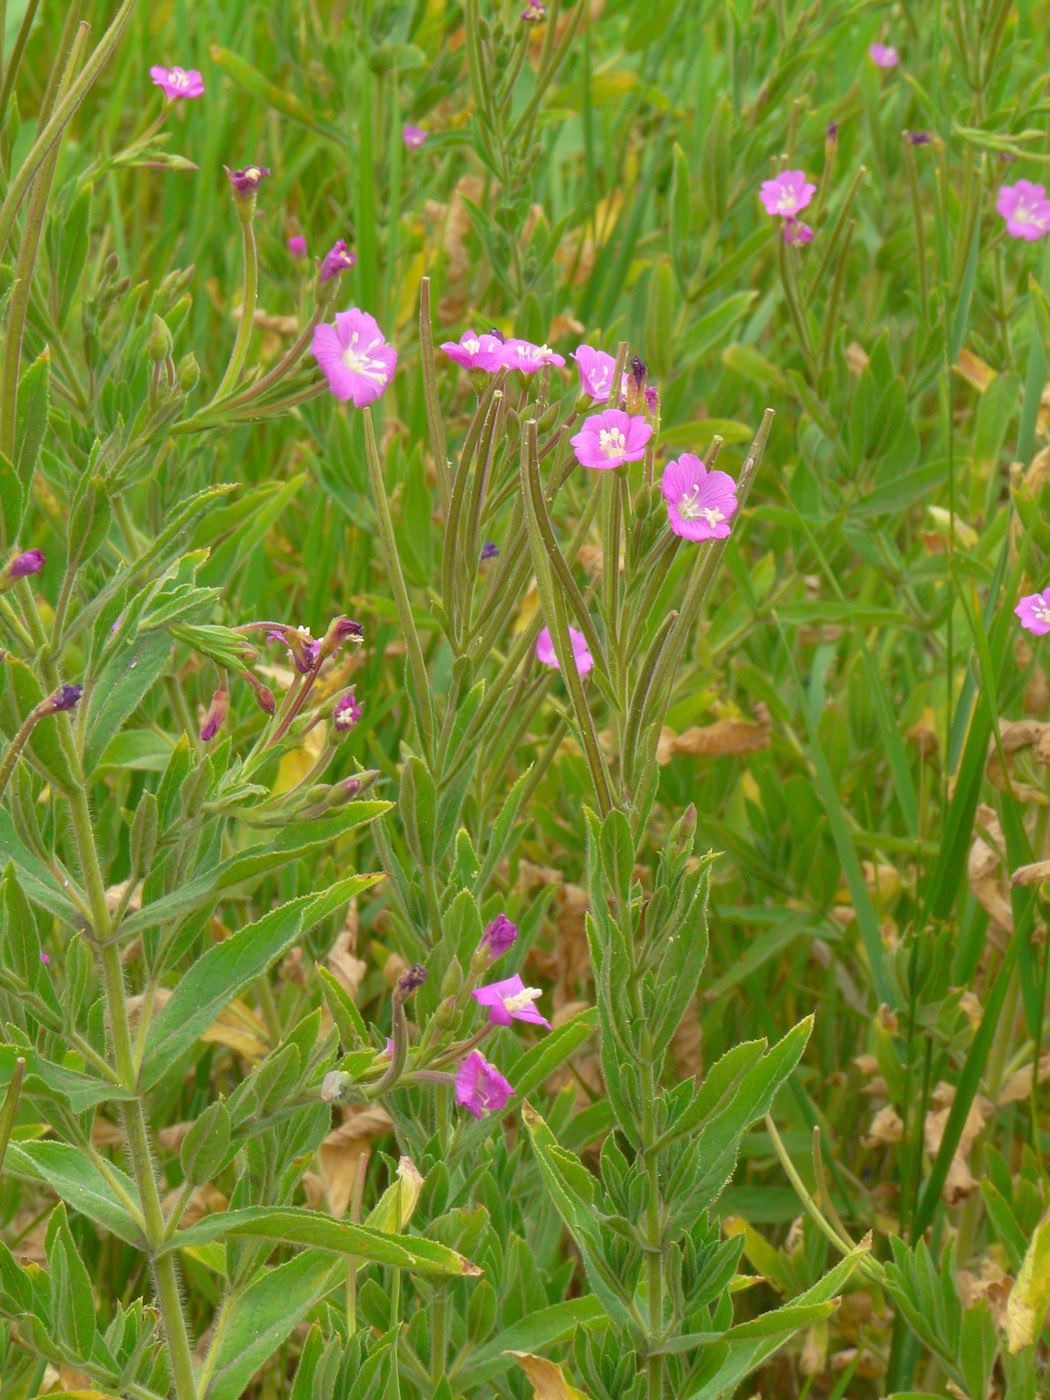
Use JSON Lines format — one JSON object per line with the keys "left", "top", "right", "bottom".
{"left": 46, "top": 683, "right": 83, "bottom": 714}
{"left": 200, "top": 682, "right": 230, "bottom": 743}
{"left": 178, "top": 353, "right": 200, "bottom": 392}
{"left": 1, "top": 548, "right": 44, "bottom": 589}
{"left": 223, "top": 165, "right": 271, "bottom": 222}
{"left": 440, "top": 956, "right": 464, "bottom": 998}
{"left": 147, "top": 314, "right": 173, "bottom": 363}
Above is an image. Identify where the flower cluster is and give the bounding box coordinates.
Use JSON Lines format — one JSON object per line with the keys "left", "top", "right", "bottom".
{"left": 439, "top": 331, "right": 565, "bottom": 375}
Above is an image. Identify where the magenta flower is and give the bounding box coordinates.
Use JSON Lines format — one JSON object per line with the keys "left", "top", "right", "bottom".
{"left": 536, "top": 626, "right": 594, "bottom": 676}
{"left": 481, "top": 914, "right": 517, "bottom": 961}
{"left": 267, "top": 625, "right": 319, "bottom": 674}
{"left": 311, "top": 309, "right": 398, "bottom": 406}
{"left": 150, "top": 65, "right": 205, "bottom": 100}
{"left": 200, "top": 684, "right": 229, "bottom": 742}
{"left": 997, "top": 181, "right": 1050, "bottom": 241}
{"left": 39, "top": 951, "right": 50, "bottom": 966}
{"left": 501, "top": 338, "right": 566, "bottom": 372}
{"left": 572, "top": 345, "right": 617, "bottom": 402}
{"left": 472, "top": 974, "right": 551, "bottom": 1029}
{"left": 455, "top": 1051, "right": 515, "bottom": 1118}
{"left": 784, "top": 219, "right": 814, "bottom": 245}
{"left": 334, "top": 688, "right": 361, "bottom": 732}
{"left": 759, "top": 171, "right": 816, "bottom": 219}
{"left": 288, "top": 235, "right": 307, "bottom": 258}
{"left": 6, "top": 548, "right": 44, "bottom": 580}
{"left": 440, "top": 330, "right": 506, "bottom": 373}
{"left": 403, "top": 125, "right": 429, "bottom": 148}
{"left": 522, "top": 1, "right": 547, "bottom": 19}
{"left": 1016, "top": 588, "right": 1050, "bottom": 635}
{"left": 320, "top": 239, "right": 357, "bottom": 283}
{"left": 570, "top": 408, "right": 652, "bottom": 469}
{"left": 224, "top": 165, "right": 270, "bottom": 196}
{"left": 662, "top": 454, "right": 738, "bottom": 542}
{"left": 868, "top": 42, "right": 899, "bottom": 68}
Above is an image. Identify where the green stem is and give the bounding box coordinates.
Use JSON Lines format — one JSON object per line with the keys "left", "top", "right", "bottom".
{"left": 213, "top": 215, "right": 259, "bottom": 401}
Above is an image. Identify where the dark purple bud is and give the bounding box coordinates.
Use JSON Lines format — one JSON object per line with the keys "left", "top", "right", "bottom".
{"left": 7, "top": 548, "right": 44, "bottom": 580}
{"left": 826, "top": 121, "right": 839, "bottom": 143}
{"left": 395, "top": 963, "right": 427, "bottom": 1002}
{"left": 629, "top": 355, "right": 647, "bottom": 387}
{"left": 333, "top": 687, "right": 362, "bottom": 733}
{"left": 907, "top": 130, "right": 931, "bottom": 146}
{"left": 487, "top": 327, "right": 506, "bottom": 343}
{"left": 481, "top": 913, "right": 518, "bottom": 961}
{"left": 49, "top": 684, "right": 82, "bottom": 713}
{"left": 480, "top": 541, "right": 500, "bottom": 561}
{"left": 200, "top": 683, "right": 229, "bottom": 742}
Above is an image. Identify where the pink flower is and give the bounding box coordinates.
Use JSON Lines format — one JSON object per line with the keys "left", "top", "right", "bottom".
{"left": 455, "top": 1051, "right": 515, "bottom": 1118}
{"left": 784, "top": 219, "right": 813, "bottom": 245}
{"left": 200, "top": 683, "right": 229, "bottom": 742}
{"left": 571, "top": 345, "right": 617, "bottom": 402}
{"left": 40, "top": 951, "right": 50, "bottom": 966}
{"left": 150, "top": 65, "right": 204, "bottom": 100}
{"left": 536, "top": 626, "right": 594, "bottom": 676}
{"left": 481, "top": 914, "right": 517, "bottom": 961}
{"left": 288, "top": 235, "right": 307, "bottom": 258}
{"left": 501, "top": 338, "right": 566, "bottom": 372}
{"left": 570, "top": 408, "right": 652, "bottom": 469}
{"left": 1016, "top": 588, "right": 1050, "bottom": 635}
{"left": 5, "top": 548, "right": 44, "bottom": 580}
{"left": 868, "top": 43, "right": 899, "bottom": 68}
{"left": 320, "top": 239, "right": 356, "bottom": 282}
{"left": 311, "top": 309, "right": 397, "bottom": 406}
{"left": 997, "top": 181, "right": 1050, "bottom": 241}
{"left": 472, "top": 974, "right": 551, "bottom": 1029}
{"left": 440, "top": 329, "right": 505, "bottom": 372}
{"left": 403, "top": 125, "right": 429, "bottom": 148}
{"left": 333, "top": 688, "right": 361, "bottom": 731}
{"left": 759, "top": 171, "right": 816, "bottom": 219}
{"left": 661, "top": 454, "right": 738, "bottom": 542}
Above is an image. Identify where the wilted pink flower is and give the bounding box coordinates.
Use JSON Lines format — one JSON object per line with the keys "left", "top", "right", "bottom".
{"left": 868, "top": 42, "right": 899, "bottom": 68}
{"left": 1016, "top": 587, "right": 1050, "bottom": 635}
{"left": 47, "top": 684, "right": 82, "bottom": 713}
{"left": 267, "top": 625, "right": 319, "bottom": 674}
{"left": 455, "top": 1051, "right": 515, "bottom": 1118}
{"left": 403, "top": 125, "right": 429, "bottom": 148}
{"left": 5, "top": 548, "right": 44, "bottom": 580}
{"left": 320, "top": 239, "right": 356, "bottom": 283}
{"left": 570, "top": 408, "right": 652, "bottom": 469}
{"left": 288, "top": 235, "right": 307, "bottom": 258}
{"left": 784, "top": 218, "right": 813, "bottom": 245}
{"left": 759, "top": 171, "right": 816, "bottom": 219}
{"left": 472, "top": 974, "right": 551, "bottom": 1029}
{"left": 440, "top": 330, "right": 505, "bottom": 372}
{"left": 150, "top": 65, "right": 204, "bottom": 100}
{"left": 200, "top": 683, "right": 229, "bottom": 742}
{"left": 997, "top": 181, "right": 1050, "bottom": 241}
{"left": 501, "top": 338, "right": 566, "bottom": 372}
{"left": 662, "top": 454, "right": 738, "bottom": 542}
{"left": 572, "top": 345, "right": 617, "bottom": 402}
{"left": 480, "top": 540, "right": 500, "bottom": 561}
{"left": 311, "top": 309, "right": 397, "bottom": 406}
{"left": 481, "top": 914, "right": 517, "bottom": 960}
{"left": 224, "top": 165, "right": 270, "bottom": 196}
{"left": 536, "top": 626, "right": 594, "bottom": 676}
{"left": 334, "top": 688, "right": 361, "bottom": 731}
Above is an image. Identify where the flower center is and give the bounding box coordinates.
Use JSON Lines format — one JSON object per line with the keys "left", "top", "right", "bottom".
{"left": 1033, "top": 598, "right": 1050, "bottom": 622}
{"left": 341, "top": 334, "right": 387, "bottom": 382}
{"left": 169, "top": 68, "right": 190, "bottom": 86}
{"left": 598, "top": 427, "right": 626, "bottom": 458}
{"left": 678, "top": 486, "right": 724, "bottom": 526}
{"left": 502, "top": 987, "right": 541, "bottom": 1013}
{"left": 464, "top": 338, "right": 480, "bottom": 353}
{"left": 1017, "top": 200, "right": 1037, "bottom": 225}
{"left": 776, "top": 191, "right": 797, "bottom": 213}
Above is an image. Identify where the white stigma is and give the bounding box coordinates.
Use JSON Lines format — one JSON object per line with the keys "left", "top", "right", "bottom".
{"left": 599, "top": 427, "right": 626, "bottom": 457}
{"left": 1034, "top": 598, "right": 1050, "bottom": 622}
{"left": 502, "top": 987, "right": 542, "bottom": 1012}
{"left": 169, "top": 69, "right": 189, "bottom": 86}
{"left": 678, "top": 486, "right": 723, "bottom": 525}
{"left": 464, "top": 338, "right": 480, "bottom": 353}
{"left": 341, "top": 332, "right": 387, "bottom": 382}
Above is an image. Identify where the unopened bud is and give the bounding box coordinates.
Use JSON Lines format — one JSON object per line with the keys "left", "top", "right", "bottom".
{"left": 147, "top": 314, "right": 173, "bottom": 363}
{"left": 178, "top": 353, "right": 200, "bottom": 392}
{"left": 440, "top": 957, "right": 464, "bottom": 998}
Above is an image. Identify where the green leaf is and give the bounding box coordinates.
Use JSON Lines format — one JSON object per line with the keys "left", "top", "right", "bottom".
{"left": 0, "top": 1044, "right": 133, "bottom": 1114}
{"left": 506, "top": 1007, "right": 597, "bottom": 1101}
{"left": 0, "top": 810, "right": 80, "bottom": 922}
{"left": 46, "top": 1203, "right": 97, "bottom": 1357}
{"left": 0, "top": 449, "right": 24, "bottom": 543}
{"left": 51, "top": 183, "right": 93, "bottom": 330}
{"left": 13, "top": 350, "right": 49, "bottom": 488}
{"left": 463, "top": 1297, "right": 606, "bottom": 1383}
{"left": 160, "top": 1207, "right": 482, "bottom": 1276}
{"left": 4, "top": 1142, "right": 141, "bottom": 1244}
{"left": 84, "top": 630, "right": 173, "bottom": 775}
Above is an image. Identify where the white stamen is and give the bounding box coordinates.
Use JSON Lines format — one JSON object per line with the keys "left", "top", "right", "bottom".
{"left": 502, "top": 987, "right": 542, "bottom": 1012}
{"left": 341, "top": 332, "right": 387, "bottom": 383}
{"left": 677, "top": 485, "right": 724, "bottom": 526}
{"left": 599, "top": 427, "right": 626, "bottom": 457}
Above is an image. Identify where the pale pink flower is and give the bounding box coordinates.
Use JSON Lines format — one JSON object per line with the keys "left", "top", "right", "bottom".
{"left": 440, "top": 330, "right": 505, "bottom": 372}
{"left": 997, "top": 181, "right": 1050, "bottom": 241}
{"left": 501, "top": 338, "right": 566, "bottom": 372}
{"left": 868, "top": 43, "right": 899, "bottom": 68}
{"left": 784, "top": 219, "right": 813, "bottom": 245}
{"left": 759, "top": 171, "right": 816, "bottom": 219}
{"left": 403, "top": 125, "right": 429, "bottom": 148}
{"left": 455, "top": 1051, "right": 514, "bottom": 1118}
{"left": 570, "top": 408, "right": 652, "bottom": 469}
{"left": 536, "top": 626, "right": 593, "bottom": 676}
{"left": 471, "top": 974, "right": 551, "bottom": 1029}
{"left": 661, "top": 454, "right": 738, "bottom": 541}
{"left": 1016, "top": 587, "right": 1050, "bottom": 635}
{"left": 571, "top": 345, "right": 617, "bottom": 402}
{"left": 150, "top": 65, "right": 204, "bottom": 100}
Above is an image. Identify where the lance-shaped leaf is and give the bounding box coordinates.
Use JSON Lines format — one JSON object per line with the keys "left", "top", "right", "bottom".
{"left": 4, "top": 1142, "right": 142, "bottom": 1245}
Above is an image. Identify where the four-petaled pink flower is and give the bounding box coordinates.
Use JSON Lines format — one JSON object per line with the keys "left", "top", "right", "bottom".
{"left": 997, "top": 181, "right": 1050, "bottom": 241}
{"left": 501, "top": 338, "right": 566, "bottom": 372}
{"left": 759, "top": 171, "right": 816, "bottom": 219}
{"left": 1016, "top": 587, "right": 1050, "bottom": 635}
{"left": 455, "top": 1051, "right": 515, "bottom": 1118}
{"left": 320, "top": 239, "right": 356, "bottom": 282}
{"left": 536, "top": 626, "right": 594, "bottom": 676}
{"left": 472, "top": 974, "right": 551, "bottom": 1029}
{"left": 288, "top": 235, "right": 307, "bottom": 258}
{"left": 403, "top": 125, "right": 429, "bottom": 148}
{"left": 868, "top": 43, "right": 899, "bottom": 68}
{"left": 572, "top": 345, "right": 617, "bottom": 402}
{"left": 150, "top": 65, "right": 204, "bottom": 100}
{"left": 570, "top": 408, "right": 652, "bottom": 469}
{"left": 784, "top": 219, "right": 813, "bottom": 245}
{"left": 440, "top": 329, "right": 505, "bottom": 372}
{"left": 311, "top": 309, "right": 398, "bottom": 406}
{"left": 662, "top": 454, "right": 738, "bottom": 542}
